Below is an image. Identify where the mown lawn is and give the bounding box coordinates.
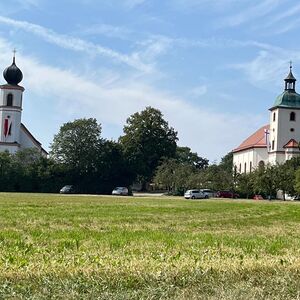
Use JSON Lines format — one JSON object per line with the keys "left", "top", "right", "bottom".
{"left": 0, "top": 194, "right": 300, "bottom": 299}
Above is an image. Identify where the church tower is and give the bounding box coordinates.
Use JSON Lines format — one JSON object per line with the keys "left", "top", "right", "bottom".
{"left": 268, "top": 64, "right": 300, "bottom": 164}
{"left": 0, "top": 53, "right": 24, "bottom": 153}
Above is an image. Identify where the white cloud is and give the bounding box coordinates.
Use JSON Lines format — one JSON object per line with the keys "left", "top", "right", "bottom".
{"left": 79, "top": 24, "right": 133, "bottom": 40}
{"left": 0, "top": 46, "right": 261, "bottom": 161}
{"left": 0, "top": 16, "right": 153, "bottom": 73}
{"left": 229, "top": 48, "right": 300, "bottom": 90}
{"left": 219, "top": 0, "right": 281, "bottom": 27}
{"left": 266, "top": 3, "right": 300, "bottom": 25}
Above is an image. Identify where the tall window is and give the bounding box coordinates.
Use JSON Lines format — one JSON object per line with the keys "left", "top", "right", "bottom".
{"left": 6, "top": 94, "right": 13, "bottom": 106}
{"left": 272, "top": 140, "right": 275, "bottom": 150}
{"left": 250, "top": 162, "right": 252, "bottom": 173}
{"left": 273, "top": 112, "right": 276, "bottom": 122}
{"left": 244, "top": 162, "right": 247, "bottom": 173}
{"left": 239, "top": 163, "right": 241, "bottom": 173}
{"left": 290, "top": 112, "right": 296, "bottom": 121}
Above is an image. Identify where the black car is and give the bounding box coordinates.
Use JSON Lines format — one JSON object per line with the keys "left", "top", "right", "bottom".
{"left": 60, "top": 185, "right": 76, "bottom": 194}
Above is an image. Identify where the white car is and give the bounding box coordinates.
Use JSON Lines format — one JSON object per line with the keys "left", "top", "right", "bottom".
{"left": 112, "top": 187, "right": 129, "bottom": 196}
{"left": 184, "top": 189, "right": 206, "bottom": 199}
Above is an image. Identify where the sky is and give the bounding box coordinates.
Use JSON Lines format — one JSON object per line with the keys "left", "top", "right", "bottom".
{"left": 0, "top": 0, "right": 299, "bottom": 162}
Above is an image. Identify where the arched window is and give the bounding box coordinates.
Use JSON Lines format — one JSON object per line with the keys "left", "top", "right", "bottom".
{"left": 273, "top": 112, "right": 276, "bottom": 122}
{"left": 258, "top": 161, "right": 265, "bottom": 168}
{"left": 239, "top": 163, "right": 241, "bottom": 173}
{"left": 6, "top": 94, "right": 13, "bottom": 106}
{"left": 244, "top": 162, "right": 247, "bottom": 173}
{"left": 290, "top": 112, "right": 296, "bottom": 121}
{"left": 250, "top": 162, "right": 252, "bottom": 172}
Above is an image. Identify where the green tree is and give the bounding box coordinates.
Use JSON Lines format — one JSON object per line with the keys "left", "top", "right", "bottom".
{"left": 50, "top": 118, "right": 102, "bottom": 174}
{"left": 120, "top": 107, "right": 178, "bottom": 188}
{"left": 154, "top": 158, "right": 196, "bottom": 194}
{"left": 219, "top": 152, "right": 233, "bottom": 173}
{"left": 202, "top": 164, "right": 233, "bottom": 191}
{"left": 294, "top": 168, "right": 300, "bottom": 195}
{"left": 153, "top": 158, "right": 178, "bottom": 192}
{"left": 252, "top": 164, "right": 277, "bottom": 198}
{"left": 175, "top": 146, "right": 209, "bottom": 169}
{"left": 95, "top": 140, "right": 135, "bottom": 194}
{"left": 0, "top": 151, "right": 13, "bottom": 191}
{"left": 236, "top": 172, "right": 254, "bottom": 199}
{"left": 274, "top": 163, "right": 295, "bottom": 200}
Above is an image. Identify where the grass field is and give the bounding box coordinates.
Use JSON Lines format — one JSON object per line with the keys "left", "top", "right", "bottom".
{"left": 0, "top": 194, "right": 300, "bottom": 299}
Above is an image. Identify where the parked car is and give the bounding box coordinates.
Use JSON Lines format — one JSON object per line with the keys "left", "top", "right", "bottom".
{"left": 216, "top": 190, "right": 239, "bottom": 198}
{"left": 253, "top": 194, "right": 264, "bottom": 200}
{"left": 285, "top": 194, "right": 295, "bottom": 201}
{"left": 184, "top": 189, "right": 206, "bottom": 199}
{"left": 112, "top": 187, "right": 129, "bottom": 196}
{"left": 60, "top": 185, "right": 76, "bottom": 194}
{"left": 200, "top": 189, "right": 215, "bottom": 198}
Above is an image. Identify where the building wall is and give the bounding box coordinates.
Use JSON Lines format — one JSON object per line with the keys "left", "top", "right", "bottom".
{"left": 233, "top": 148, "right": 268, "bottom": 173}
{"left": 0, "top": 143, "right": 19, "bottom": 154}
{"left": 269, "top": 107, "right": 300, "bottom": 153}
{"left": 268, "top": 152, "right": 286, "bottom": 165}
{"left": 20, "top": 130, "right": 41, "bottom": 150}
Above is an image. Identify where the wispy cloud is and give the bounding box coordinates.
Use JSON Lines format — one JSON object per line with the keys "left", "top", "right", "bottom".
{"left": 266, "top": 3, "right": 300, "bottom": 25}
{"left": 0, "top": 16, "right": 153, "bottom": 73}
{"left": 229, "top": 48, "right": 300, "bottom": 90}
{"left": 219, "top": 0, "right": 281, "bottom": 27}
{"left": 0, "top": 37, "right": 262, "bottom": 160}
{"left": 79, "top": 23, "right": 133, "bottom": 40}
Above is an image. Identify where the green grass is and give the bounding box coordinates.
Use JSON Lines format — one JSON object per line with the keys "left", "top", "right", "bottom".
{"left": 0, "top": 194, "right": 300, "bottom": 299}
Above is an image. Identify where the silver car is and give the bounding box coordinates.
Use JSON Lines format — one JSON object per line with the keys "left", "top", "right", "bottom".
{"left": 184, "top": 189, "right": 206, "bottom": 199}
{"left": 200, "top": 189, "right": 215, "bottom": 198}
{"left": 112, "top": 187, "right": 129, "bottom": 196}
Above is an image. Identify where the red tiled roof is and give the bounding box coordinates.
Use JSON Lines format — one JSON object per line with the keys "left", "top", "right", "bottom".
{"left": 283, "top": 139, "right": 299, "bottom": 149}
{"left": 233, "top": 125, "right": 269, "bottom": 153}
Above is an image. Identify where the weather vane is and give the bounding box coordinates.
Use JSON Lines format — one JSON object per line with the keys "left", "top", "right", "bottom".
{"left": 290, "top": 60, "right": 293, "bottom": 71}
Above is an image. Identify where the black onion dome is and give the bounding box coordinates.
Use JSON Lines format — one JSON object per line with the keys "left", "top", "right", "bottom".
{"left": 3, "top": 56, "right": 23, "bottom": 85}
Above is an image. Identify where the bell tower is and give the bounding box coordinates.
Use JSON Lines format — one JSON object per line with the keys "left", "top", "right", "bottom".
{"left": 0, "top": 51, "right": 24, "bottom": 153}
{"left": 269, "top": 62, "right": 300, "bottom": 164}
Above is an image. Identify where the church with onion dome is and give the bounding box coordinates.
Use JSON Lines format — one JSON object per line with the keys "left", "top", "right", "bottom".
{"left": 233, "top": 64, "right": 300, "bottom": 173}
{"left": 0, "top": 54, "right": 47, "bottom": 155}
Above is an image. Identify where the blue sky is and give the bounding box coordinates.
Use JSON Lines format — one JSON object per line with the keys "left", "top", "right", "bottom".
{"left": 0, "top": 0, "right": 298, "bottom": 161}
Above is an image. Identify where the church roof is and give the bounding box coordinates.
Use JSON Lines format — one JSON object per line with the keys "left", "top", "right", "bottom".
{"left": 272, "top": 90, "right": 300, "bottom": 108}
{"left": 233, "top": 124, "right": 269, "bottom": 153}
{"left": 285, "top": 70, "right": 296, "bottom": 81}
{"left": 3, "top": 55, "right": 23, "bottom": 86}
{"left": 272, "top": 65, "right": 300, "bottom": 109}
{"left": 283, "top": 139, "right": 299, "bottom": 149}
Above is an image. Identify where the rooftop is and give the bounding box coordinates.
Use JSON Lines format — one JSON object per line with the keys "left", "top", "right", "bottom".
{"left": 233, "top": 125, "right": 269, "bottom": 153}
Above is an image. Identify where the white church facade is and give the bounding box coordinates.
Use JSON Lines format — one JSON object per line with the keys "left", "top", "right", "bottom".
{"left": 0, "top": 55, "right": 46, "bottom": 155}
{"left": 233, "top": 65, "right": 300, "bottom": 172}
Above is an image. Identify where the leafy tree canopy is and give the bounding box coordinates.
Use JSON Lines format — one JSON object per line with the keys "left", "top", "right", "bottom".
{"left": 175, "top": 146, "right": 209, "bottom": 169}
{"left": 119, "top": 107, "right": 178, "bottom": 184}
{"left": 50, "top": 118, "right": 102, "bottom": 174}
